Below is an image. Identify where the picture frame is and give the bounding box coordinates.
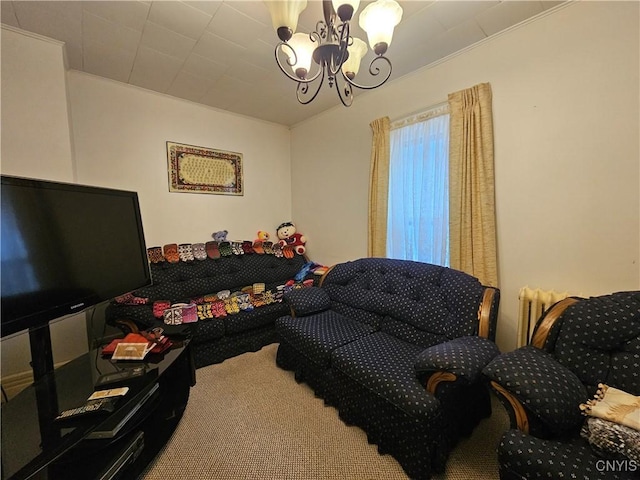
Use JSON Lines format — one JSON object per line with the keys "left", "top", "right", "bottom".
{"left": 167, "top": 141, "right": 243, "bottom": 195}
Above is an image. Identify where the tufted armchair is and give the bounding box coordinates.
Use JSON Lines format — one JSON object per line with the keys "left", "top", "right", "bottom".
{"left": 483, "top": 291, "right": 640, "bottom": 480}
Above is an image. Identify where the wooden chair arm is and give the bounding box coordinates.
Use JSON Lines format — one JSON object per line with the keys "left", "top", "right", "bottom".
{"left": 478, "top": 287, "right": 497, "bottom": 339}
{"left": 530, "top": 297, "right": 579, "bottom": 349}
{"left": 490, "top": 380, "right": 530, "bottom": 434}
{"left": 426, "top": 372, "right": 457, "bottom": 395}
{"left": 317, "top": 265, "right": 336, "bottom": 287}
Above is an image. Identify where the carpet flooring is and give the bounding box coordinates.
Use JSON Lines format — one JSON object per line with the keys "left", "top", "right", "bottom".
{"left": 141, "top": 343, "right": 509, "bottom": 479}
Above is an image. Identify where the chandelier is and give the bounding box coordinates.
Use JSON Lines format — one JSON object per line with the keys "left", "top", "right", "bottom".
{"left": 264, "top": 0, "right": 403, "bottom": 106}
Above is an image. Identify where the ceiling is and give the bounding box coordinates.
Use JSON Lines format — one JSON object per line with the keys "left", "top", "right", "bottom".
{"left": 1, "top": 1, "right": 564, "bottom": 127}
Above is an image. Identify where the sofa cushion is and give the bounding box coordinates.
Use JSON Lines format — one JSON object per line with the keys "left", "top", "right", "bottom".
{"left": 275, "top": 311, "right": 376, "bottom": 369}
{"left": 284, "top": 287, "right": 331, "bottom": 316}
{"left": 191, "top": 317, "right": 226, "bottom": 343}
{"left": 331, "top": 332, "right": 440, "bottom": 418}
{"left": 223, "top": 302, "right": 291, "bottom": 335}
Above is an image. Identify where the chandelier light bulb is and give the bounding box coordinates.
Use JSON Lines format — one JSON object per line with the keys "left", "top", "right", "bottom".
{"left": 283, "top": 32, "right": 316, "bottom": 79}
{"left": 265, "top": 0, "right": 308, "bottom": 41}
{"left": 342, "top": 37, "right": 368, "bottom": 79}
{"left": 358, "top": 0, "right": 403, "bottom": 55}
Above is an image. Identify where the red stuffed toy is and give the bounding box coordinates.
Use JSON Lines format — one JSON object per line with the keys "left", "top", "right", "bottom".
{"left": 276, "top": 222, "right": 306, "bottom": 255}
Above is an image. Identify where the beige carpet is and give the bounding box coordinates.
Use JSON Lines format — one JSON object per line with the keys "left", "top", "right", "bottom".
{"left": 142, "top": 344, "right": 509, "bottom": 480}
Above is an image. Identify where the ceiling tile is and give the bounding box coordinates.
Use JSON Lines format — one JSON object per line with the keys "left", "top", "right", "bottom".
{"left": 83, "top": 40, "right": 137, "bottom": 83}
{"left": 148, "top": 1, "right": 213, "bottom": 40}
{"left": 129, "top": 45, "right": 185, "bottom": 92}
{"left": 207, "top": 3, "right": 267, "bottom": 48}
{"left": 141, "top": 22, "right": 198, "bottom": 59}
{"left": 391, "top": 6, "right": 446, "bottom": 48}
{"left": 13, "top": 1, "right": 82, "bottom": 47}
{"left": 185, "top": 0, "right": 222, "bottom": 16}
{"left": 182, "top": 52, "right": 228, "bottom": 81}
{"left": 223, "top": 1, "right": 271, "bottom": 27}
{"left": 239, "top": 38, "right": 278, "bottom": 71}
{"left": 167, "top": 70, "right": 215, "bottom": 102}
{"left": 192, "top": 31, "right": 247, "bottom": 66}
{"left": 430, "top": 18, "right": 487, "bottom": 59}
{"left": 83, "top": 11, "right": 142, "bottom": 52}
{"left": 428, "top": 1, "right": 498, "bottom": 30}
{"left": 1, "top": 2, "right": 20, "bottom": 27}
{"left": 82, "top": 1, "right": 150, "bottom": 31}
{"left": 476, "top": 1, "right": 544, "bottom": 37}
{"left": 225, "top": 60, "right": 271, "bottom": 86}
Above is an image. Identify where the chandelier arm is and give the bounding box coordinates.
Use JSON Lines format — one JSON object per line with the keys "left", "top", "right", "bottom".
{"left": 327, "top": 22, "right": 351, "bottom": 77}
{"left": 274, "top": 42, "right": 323, "bottom": 84}
{"left": 343, "top": 56, "right": 393, "bottom": 90}
{"left": 297, "top": 73, "right": 325, "bottom": 105}
{"left": 334, "top": 72, "right": 354, "bottom": 107}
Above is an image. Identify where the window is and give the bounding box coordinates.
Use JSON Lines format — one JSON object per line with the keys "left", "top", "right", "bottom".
{"left": 386, "top": 109, "right": 450, "bottom": 266}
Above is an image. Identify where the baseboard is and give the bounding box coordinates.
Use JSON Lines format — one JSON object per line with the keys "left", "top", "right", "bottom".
{"left": 1, "top": 370, "right": 34, "bottom": 402}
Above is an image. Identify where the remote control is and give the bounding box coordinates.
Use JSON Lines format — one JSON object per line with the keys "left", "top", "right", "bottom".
{"left": 95, "top": 366, "right": 146, "bottom": 388}
{"left": 55, "top": 398, "right": 116, "bottom": 422}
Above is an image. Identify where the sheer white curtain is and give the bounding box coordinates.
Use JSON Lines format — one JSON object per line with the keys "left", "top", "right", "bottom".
{"left": 386, "top": 111, "right": 450, "bottom": 265}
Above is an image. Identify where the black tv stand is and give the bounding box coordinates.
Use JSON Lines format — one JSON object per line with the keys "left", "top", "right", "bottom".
{"left": 28, "top": 324, "right": 54, "bottom": 383}
{"left": 1, "top": 342, "right": 194, "bottom": 480}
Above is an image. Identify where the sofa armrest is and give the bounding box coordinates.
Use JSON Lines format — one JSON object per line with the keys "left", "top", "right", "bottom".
{"left": 283, "top": 287, "right": 331, "bottom": 317}
{"left": 415, "top": 336, "right": 500, "bottom": 394}
{"left": 483, "top": 345, "right": 587, "bottom": 436}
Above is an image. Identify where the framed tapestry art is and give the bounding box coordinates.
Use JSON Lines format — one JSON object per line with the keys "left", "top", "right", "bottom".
{"left": 167, "top": 141, "right": 243, "bottom": 195}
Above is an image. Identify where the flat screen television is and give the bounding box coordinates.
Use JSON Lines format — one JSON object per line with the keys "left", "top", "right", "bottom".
{"left": 1, "top": 175, "right": 151, "bottom": 371}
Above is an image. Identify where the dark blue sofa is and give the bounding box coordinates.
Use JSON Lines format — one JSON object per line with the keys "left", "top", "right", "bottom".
{"left": 275, "top": 257, "right": 501, "bottom": 479}
{"left": 105, "top": 253, "right": 310, "bottom": 368}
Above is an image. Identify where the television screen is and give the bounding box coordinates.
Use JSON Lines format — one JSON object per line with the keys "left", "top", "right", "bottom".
{"left": 1, "top": 175, "right": 151, "bottom": 338}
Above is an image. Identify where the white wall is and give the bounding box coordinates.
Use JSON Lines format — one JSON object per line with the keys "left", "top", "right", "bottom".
{"left": 1, "top": 26, "right": 87, "bottom": 377}
{"left": 1, "top": 27, "right": 293, "bottom": 380}
{"left": 290, "top": 1, "right": 640, "bottom": 352}
{"left": 68, "top": 72, "right": 292, "bottom": 248}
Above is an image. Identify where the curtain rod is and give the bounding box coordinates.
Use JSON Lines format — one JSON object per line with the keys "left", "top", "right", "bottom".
{"left": 391, "top": 101, "right": 449, "bottom": 130}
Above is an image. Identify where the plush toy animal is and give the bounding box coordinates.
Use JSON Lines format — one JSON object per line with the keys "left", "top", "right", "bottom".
{"left": 212, "top": 230, "right": 228, "bottom": 242}
{"left": 255, "top": 230, "right": 270, "bottom": 242}
{"left": 276, "top": 222, "right": 306, "bottom": 255}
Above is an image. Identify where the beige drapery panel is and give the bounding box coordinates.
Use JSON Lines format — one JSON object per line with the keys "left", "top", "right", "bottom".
{"left": 448, "top": 82, "right": 498, "bottom": 287}
{"left": 367, "top": 116, "right": 390, "bottom": 257}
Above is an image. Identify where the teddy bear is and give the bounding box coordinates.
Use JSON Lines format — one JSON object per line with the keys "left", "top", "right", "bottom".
{"left": 276, "top": 222, "right": 306, "bottom": 255}
{"left": 253, "top": 230, "right": 270, "bottom": 254}
{"left": 255, "top": 230, "right": 270, "bottom": 243}
{"left": 212, "top": 230, "right": 228, "bottom": 242}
